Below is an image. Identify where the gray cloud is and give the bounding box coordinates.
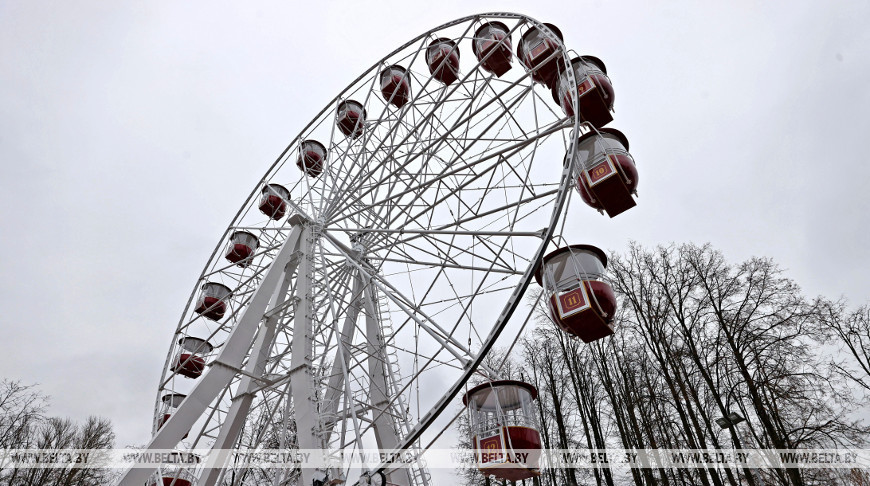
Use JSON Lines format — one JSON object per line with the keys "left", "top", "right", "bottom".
{"left": 1, "top": 0, "right": 868, "bottom": 463}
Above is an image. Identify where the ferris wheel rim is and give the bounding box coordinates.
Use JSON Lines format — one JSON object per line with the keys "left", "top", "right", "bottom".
{"left": 144, "top": 12, "right": 585, "bottom": 486}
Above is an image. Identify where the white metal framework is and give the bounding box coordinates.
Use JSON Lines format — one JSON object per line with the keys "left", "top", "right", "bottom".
{"left": 120, "top": 12, "right": 585, "bottom": 486}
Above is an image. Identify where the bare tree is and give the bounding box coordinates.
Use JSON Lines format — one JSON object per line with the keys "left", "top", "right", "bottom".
{"left": 0, "top": 380, "right": 46, "bottom": 449}
{"left": 0, "top": 381, "right": 115, "bottom": 486}
{"left": 476, "top": 243, "right": 870, "bottom": 486}
{"left": 0, "top": 380, "right": 47, "bottom": 486}
{"left": 823, "top": 303, "right": 870, "bottom": 392}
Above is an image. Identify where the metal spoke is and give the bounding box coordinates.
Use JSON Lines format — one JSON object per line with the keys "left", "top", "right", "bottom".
{"left": 131, "top": 13, "right": 584, "bottom": 486}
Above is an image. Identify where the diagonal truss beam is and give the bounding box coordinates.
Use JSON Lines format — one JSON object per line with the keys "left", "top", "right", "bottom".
{"left": 117, "top": 220, "right": 306, "bottom": 486}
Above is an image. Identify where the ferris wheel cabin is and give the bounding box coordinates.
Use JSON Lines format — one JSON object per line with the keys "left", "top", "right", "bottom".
{"left": 463, "top": 380, "right": 542, "bottom": 482}
{"left": 154, "top": 473, "right": 193, "bottom": 486}
{"left": 151, "top": 452, "right": 199, "bottom": 486}
{"left": 535, "top": 245, "right": 617, "bottom": 343}
{"left": 473, "top": 22, "right": 513, "bottom": 77}
{"left": 193, "top": 282, "right": 232, "bottom": 321}
{"left": 427, "top": 38, "right": 461, "bottom": 85}
{"left": 225, "top": 230, "right": 258, "bottom": 267}
{"left": 517, "top": 23, "right": 564, "bottom": 88}
{"left": 297, "top": 140, "right": 327, "bottom": 178}
{"left": 380, "top": 65, "right": 411, "bottom": 108}
{"left": 157, "top": 393, "right": 189, "bottom": 439}
{"left": 568, "top": 128, "right": 638, "bottom": 218}
{"left": 336, "top": 99, "right": 366, "bottom": 138}
{"left": 258, "top": 183, "right": 290, "bottom": 220}
{"left": 171, "top": 337, "right": 214, "bottom": 379}
{"left": 554, "top": 56, "right": 615, "bottom": 128}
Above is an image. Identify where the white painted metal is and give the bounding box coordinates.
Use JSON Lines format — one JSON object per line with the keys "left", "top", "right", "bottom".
{"left": 201, "top": 256, "right": 300, "bottom": 486}
{"left": 131, "top": 11, "right": 585, "bottom": 486}
{"left": 119, "top": 224, "right": 304, "bottom": 486}
{"left": 363, "top": 280, "right": 411, "bottom": 486}
{"left": 288, "top": 223, "right": 324, "bottom": 486}
{"left": 321, "top": 272, "right": 364, "bottom": 436}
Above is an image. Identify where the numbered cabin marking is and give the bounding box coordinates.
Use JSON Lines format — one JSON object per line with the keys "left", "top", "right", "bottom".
{"left": 585, "top": 155, "right": 617, "bottom": 187}
{"left": 556, "top": 285, "right": 592, "bottom": 318}
{"left": 529, "top": 42, "right": 548, "bottom": 61}
{"left": 576, "top": 77, "right": 596, "bottom": 98}
{"left": 478, "top": 432, "right": 507, "bottom": 465}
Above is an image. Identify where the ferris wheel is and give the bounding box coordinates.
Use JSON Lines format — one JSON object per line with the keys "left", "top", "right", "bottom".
{"left": 119, "top": 12, "right": 640, "bottom": 486}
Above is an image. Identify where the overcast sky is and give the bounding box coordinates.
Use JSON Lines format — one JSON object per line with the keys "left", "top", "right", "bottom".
{"left": 1, "top": 0, "right": 868, "bottom": 470}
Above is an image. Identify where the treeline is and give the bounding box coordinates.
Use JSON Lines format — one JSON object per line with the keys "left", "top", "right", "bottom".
{"left": 0, "top": 380, "right": 116, "bottom": 486}
{"left": 460, "top": 243, "right": 870, "bottom": 486}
